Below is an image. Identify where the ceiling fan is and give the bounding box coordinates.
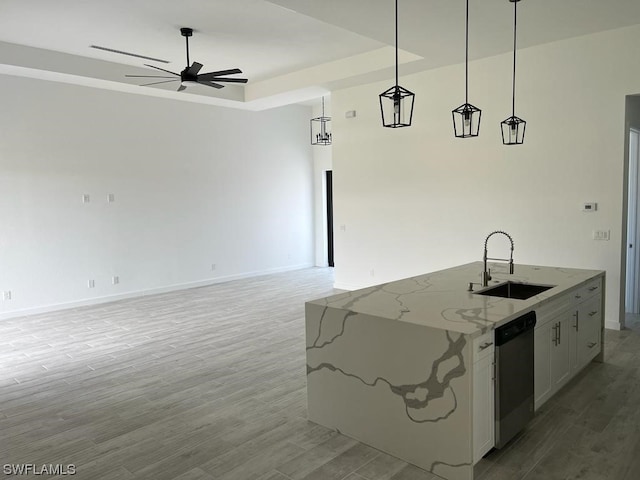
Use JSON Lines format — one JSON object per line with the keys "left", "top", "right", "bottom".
{"left": 126, "top": 27, "right": 248, "bottom": 91}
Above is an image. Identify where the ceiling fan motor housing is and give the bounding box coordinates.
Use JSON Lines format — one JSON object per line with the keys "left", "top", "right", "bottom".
{"left": 181, "top": 68, "right": 198, "bottom": 82}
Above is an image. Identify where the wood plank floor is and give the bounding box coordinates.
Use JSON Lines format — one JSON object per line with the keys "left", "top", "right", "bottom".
{"left": 1, "top": 268, "right": 639, "bottom": 480}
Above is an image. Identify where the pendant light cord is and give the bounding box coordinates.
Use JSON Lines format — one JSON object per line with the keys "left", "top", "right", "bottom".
{"left": 511, "top": 0, "right": 518, "bottom": 116}
{"left": 395, "top": 0, "right": 399, "bottom": 87}
{"left": 322, "top": 96, "right": 325, "bottom": 116}
{"left": 465, "top": 0, "right": 469, "bottom": 103}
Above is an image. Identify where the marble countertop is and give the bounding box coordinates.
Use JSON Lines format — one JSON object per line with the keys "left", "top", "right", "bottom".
{"left": 308, "top": 262, "right": 604, "bottom": 336}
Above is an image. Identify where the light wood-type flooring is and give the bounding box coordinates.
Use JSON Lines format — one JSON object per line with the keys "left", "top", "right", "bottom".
{"left": 1, "top": 268, "right": 639, "bottom": 480}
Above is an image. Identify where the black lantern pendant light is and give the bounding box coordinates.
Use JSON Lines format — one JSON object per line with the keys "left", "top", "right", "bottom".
{"left": 379, "top": 0, "right": 415, "bottom": 128}
{"left": 501, "top": 0, "right": 526, "bottom": 145}
{"left": 311, "top": 97, "right": 332, "bottom": 146}
{"left": 452, "top": 0, "right": 481, "bottom": 138}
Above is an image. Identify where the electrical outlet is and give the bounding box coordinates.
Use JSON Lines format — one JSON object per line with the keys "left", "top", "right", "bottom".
{"left": 370, "top": 269, "right": 375, "bottom": 277}
{"left": 592, "top": 230, "right": 610, "bottom": 241}
{"left": 3, "top": 290, "right": 11, "bottom": 301}
{"left": 107, "top": 193, "right": 115, "bottom": 203}
{"left": 88, "top": 279, "right": 95, "bottom": 288}
{"left": 211, "top": 263, "right": 216, "bottom": 271}
{"left": 82, "top": 194, "right": 90, "bottom": 203}
{"left": 112, "top": 276, "right": 119, "bottom": 285}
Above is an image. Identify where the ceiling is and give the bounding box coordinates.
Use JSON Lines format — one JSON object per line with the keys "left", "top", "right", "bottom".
{"left": 1, "top": 0, "right": 640, "bottom": 110}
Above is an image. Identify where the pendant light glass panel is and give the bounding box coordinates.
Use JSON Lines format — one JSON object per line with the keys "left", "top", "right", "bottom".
{"left": 311, "top": 97, "right": 332, "bottom": 145}
{"left": 453, "top": 103, "right": 481, "bottom": 138}
{"left": 379, "top": 85, "right": 415, "bottom": 128}
{"left": 501, "top": 115, "right": 525, "bottom": 145}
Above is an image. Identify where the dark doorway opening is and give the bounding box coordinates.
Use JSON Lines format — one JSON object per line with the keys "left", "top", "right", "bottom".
{"left": 326, "top": 170, "right": 334, "bottom": 267}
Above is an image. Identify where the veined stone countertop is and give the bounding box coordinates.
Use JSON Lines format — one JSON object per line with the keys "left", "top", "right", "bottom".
{"left": 308, "top": 261, "right": 604, "bottom": 336}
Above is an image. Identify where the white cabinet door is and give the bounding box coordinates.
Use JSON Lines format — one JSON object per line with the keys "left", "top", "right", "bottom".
{"left": 550, "top": 313, "right": 572, "bottom": 390}
{"left": 473, "top": 352, "right": 494, "bottom": 463}
{"left": 535, "top": 310, "right": 572, "bottom": 409}
{"left": 534, "top": 322, "right": 552, "bottom": 410}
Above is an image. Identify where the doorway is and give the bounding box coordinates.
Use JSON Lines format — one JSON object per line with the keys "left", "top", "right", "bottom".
{"left": 326, "top": 170, "right": 334, "bottom": 267}
{"left": 626, "top": 128, "right": 640, "bottom": 314}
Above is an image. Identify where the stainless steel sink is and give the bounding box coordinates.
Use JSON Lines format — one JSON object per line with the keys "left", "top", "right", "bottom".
{"left": 474, "top": 281, "right": 555, "bottom": 300}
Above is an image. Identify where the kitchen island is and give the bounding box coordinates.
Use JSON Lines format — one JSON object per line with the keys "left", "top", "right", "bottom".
{"left": 305, "top": 262, "right": 605, "bottom": 480}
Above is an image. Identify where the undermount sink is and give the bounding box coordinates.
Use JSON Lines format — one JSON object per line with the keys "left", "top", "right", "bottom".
{"left": 474, "top": 281, "right": 555, "bottom": 300}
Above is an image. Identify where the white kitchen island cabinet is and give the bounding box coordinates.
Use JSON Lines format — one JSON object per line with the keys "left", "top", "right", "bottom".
{"left": 534, "top": 276, "right": 604, "bottom": 410}
{"left": 306, "top": 262, "right": 604, "bottom": 480}
{"left": 472, "top": 331, "right": 495, "bottom": 464}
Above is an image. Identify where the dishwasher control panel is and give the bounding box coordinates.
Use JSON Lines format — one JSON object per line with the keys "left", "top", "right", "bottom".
{"left": 496, "top": 311, "right": 537, "bottom": 346}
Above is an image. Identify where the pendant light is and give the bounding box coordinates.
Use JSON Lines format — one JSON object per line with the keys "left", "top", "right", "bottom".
{"left": 379, "top": 0, "right": 415, "bottom": 128}
{"left": 452, "top": 0, "right": 481, "bottom": 138}
{"left": 501, "top": 0, "right": 526, "bottom": 145}
{"left": 311, "top": 97, "right": 332, "bottom": 146}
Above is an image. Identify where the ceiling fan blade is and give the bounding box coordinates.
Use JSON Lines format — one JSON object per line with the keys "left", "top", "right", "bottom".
{"left": 198, "top": 68, "right": 242, "bottom": 79}
{"left": 140, "top": 79, "right": 179, "bottom": 87}
{"left": 125, "top": 75, "right": 176, "bottom": 78}
{"left": 205, "top": 77, "right": 248, "bottom": 84}
{"left": 186, "top": 62, "right": 203, "bottom": 76}
{"left": 177, "top": 85, "right": 187, "bottom": 92}
{"left": 197, "top": 80, "right": 225, "bottom": 89}
{"left": 91, "top": 45, "right": 170, "bottom": 64}
{"left": 143, "top": 64, "right": 179, "bottom": 76}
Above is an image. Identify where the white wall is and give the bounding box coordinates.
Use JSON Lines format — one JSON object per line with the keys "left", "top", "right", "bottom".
{"left": 0, "top": 75, "right": 314, "bottom": 319}
{"left": 331, "top": 24, "right": 640, "bottom": 330}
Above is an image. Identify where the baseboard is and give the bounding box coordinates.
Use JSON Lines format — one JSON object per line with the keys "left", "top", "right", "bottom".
{"left": 605, "top": 320, "right": 622, "bottom": 331}
{"left": 332, "top": 282, "right": 363, "bottom": 291}
{"left": 0, "top": 263, "right": 313, "bottom": 321}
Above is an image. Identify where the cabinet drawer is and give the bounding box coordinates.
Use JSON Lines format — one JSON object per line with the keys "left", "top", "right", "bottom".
{"left": 576, "top": 295, "right": 602, "bottom": 367}
{"left": 580, "top": 295, "right": 601, "bottom": 322}
{"left": 473, "top": 331, "right": 495, "bottom": 362}
{"left": 572, "top": 277, "right": 602, "bottom": 305}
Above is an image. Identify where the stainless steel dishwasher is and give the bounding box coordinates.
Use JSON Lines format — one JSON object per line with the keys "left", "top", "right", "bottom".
{"left": 494, "top": 310, "right": 537, "bottom": 449}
